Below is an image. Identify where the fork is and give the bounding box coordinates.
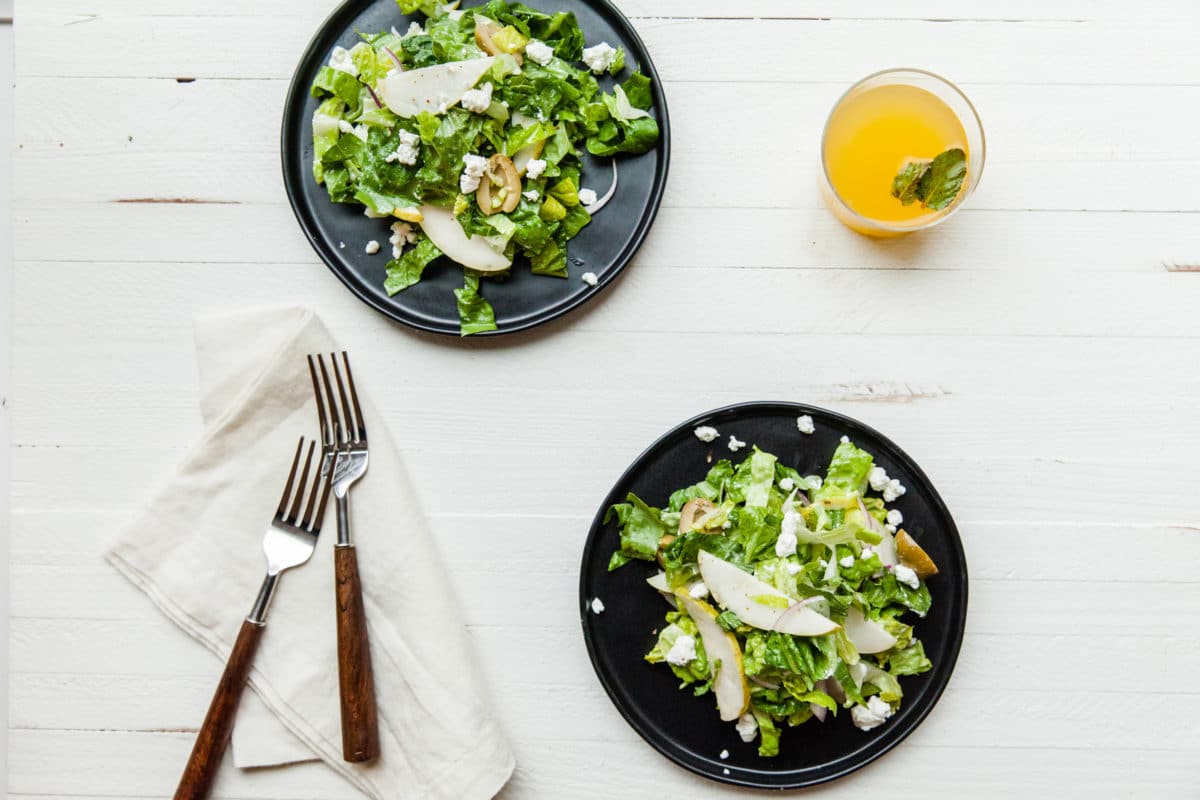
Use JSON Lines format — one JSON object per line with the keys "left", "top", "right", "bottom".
{"left": 308, "top": 352, "right": 380, "bottom": 763}
{"left": 174, "top": 438, "right": 330, "bottom": 800}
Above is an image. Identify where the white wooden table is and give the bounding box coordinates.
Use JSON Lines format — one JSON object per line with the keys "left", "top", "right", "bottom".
{"left": 9, "top": 1, "right": 1200, "bottom": 797}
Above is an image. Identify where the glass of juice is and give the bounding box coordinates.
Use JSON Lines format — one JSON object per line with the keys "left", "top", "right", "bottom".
{"left": 820, "top": 68, "right": 985, "bottom": 237}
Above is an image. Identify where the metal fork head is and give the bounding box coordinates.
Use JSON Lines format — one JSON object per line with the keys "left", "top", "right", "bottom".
{"left": 307, "top": 352, "right": 369, "bottom": 499}
{"left": 264, "top": 437, "right": 330, "bottom": 575}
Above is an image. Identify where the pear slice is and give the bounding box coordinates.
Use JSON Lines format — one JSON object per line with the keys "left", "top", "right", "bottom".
{"left": 646, "top": 571, "right": 670, "bottom": 593}
{"left": 896, "top": 530, "right": 939, "bottom": 578}
{"left": 417, "top": 205, "right": 511, "bottom": 272}
{"left": 678, "top": 594, "right": 749, "bottom": 722}
{"left": 378, "top": 57, "right": 497, "bottom": 118}
{"left": 843, "top": 605, "right": 898, "bottom": 654}
{"left": 697, "top": 551, "right": 839, "bottom": 637}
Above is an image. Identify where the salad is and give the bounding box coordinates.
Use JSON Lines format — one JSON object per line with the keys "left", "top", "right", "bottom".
{"left": 309, "top": 0, "right": 661, "bottom": 335}
{"left": 607, "top": 435, "right": 939, "bottom": 756}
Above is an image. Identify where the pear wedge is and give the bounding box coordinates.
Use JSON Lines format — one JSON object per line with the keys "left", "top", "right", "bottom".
{"left": 896, "top": 530, "right": 939, "bottom": 578}
{"left": 843, "top": 605, "right": 898, "bottom": 654}
{"left": 698, "top": 551, "right": 839, "bottom": 637}
{"left": 417, "top": 205, "right": 511, "bottom": 273}
{"left": 378, "top": 57, "right": 497, "bottom": 118}
{"left": 645, "top": 571, "right": 670, "bottom": 594}
{"left": 678, "top": 594, "right": 749, "bottom": 722}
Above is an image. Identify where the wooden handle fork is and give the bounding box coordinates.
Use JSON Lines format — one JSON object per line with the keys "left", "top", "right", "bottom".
{"left": 335, "top": 544, "right": 380, "bottom": 762}
{"left": 174, "top": 619, "right": 264, "bottom": 800}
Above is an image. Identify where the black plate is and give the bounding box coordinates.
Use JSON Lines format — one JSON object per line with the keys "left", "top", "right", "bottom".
{"left": 281, "top": 0, "right": 670, "bottom": 336}
{"left": 579, "top": 402, "right": 968, "bottom": 789}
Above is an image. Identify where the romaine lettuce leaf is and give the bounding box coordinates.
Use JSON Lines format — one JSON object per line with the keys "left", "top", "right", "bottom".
{"left": 605, "top": 493, "right": 667, "bottom": 568}
{"left": 384, "top": 237, "right": 442, "bottom": 295}
{"left": 453, "top": 271, "right": 498, "bottom": 336}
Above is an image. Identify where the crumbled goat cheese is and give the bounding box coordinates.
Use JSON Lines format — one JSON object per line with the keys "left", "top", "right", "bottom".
{"left": 840, "top": 435, "right": 850, "bottom": 444}
{"left": 785, "top": 561, "right": 803, "bottom": 575}
{"left": 522, "top": 189, "right": 539, "bottom": 201}
{"left": 860, "top": 547, "right": 874, "bottom": 560}
{"left": 460, "top": 153, "right": 489, "bottom": 193}
{"left": 582, "top": 41, "right": 618, "bottom": 73}
{"left": 581, "top": 271, "right": 598, "bottom": 286}
{"left": 389, "top": 221, "right": 417, "bottom": 258}
{"left": 460, "top": 81, "right": 493, "bottom": 114}
{"left": 882, "top": 478, "right": 907, "bottom": 503}
{"left": 868, "top": 466, "right": 890, "bottom": 492}
{"left": 796, "top": 414, "right": 815, "bottom": 434}
{"left": 851, "top": 696, "right": 894, "bottom": 731}
{"left": 688, "top": 581, "right": 709, "bottom": 600}
{"left": 719, "top": 749, "right": 730, "bottom": 760}
{"left": 885, "top": 524, "right": 897, "bottom": 535}
{"left": 694, "top": 425, "right": 719, "bottom": 443}
{"left": 778, "top": 477, "right": 795, "bottom": 491}
{"left": 775, "top": 523, "right": 799, "bottom": 558}
{"left": 839, "top": 555, "right": 855, "bottom": 568}
{"left": 666, "top": 634, "right": 697, "bottom": 666}
{"left": 893, "top": 564, "right": 920, "bottom": 589}
{"left": 524, "top": 158, "right": 548, "bottom": 179}
{"left": 328, "top": 46, "right": 359, "bottom": 76}
{"left": 727, "top": 435, "right": 746, "bottom": 452}
{"left": 384, "top": 129, "right": 421, "bottom": 165}
{"left": 886, "top": 509, "right": 903, "bottom": 526}
{"left": 364, "top": 240, "right": 380, "bottom": 255}
{"left": 524, "top": 39, "right": 555, "bottom": 66}
{"left": 735, "top": 712, "right": 758, "bottom": 742}
{"left": 590, "top": 597, "right": 605, "bottom": 614}
{"left": 578, "top": 187, "right": 598, "bottom": 206}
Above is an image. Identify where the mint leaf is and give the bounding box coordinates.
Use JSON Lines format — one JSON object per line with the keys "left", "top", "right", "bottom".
{"left": 891, "top": 148, "right": 967, "bottom": 211}
{"left": 890, "top": 161, "right": 927, "bottom": 205}
{"left": 917, "top": 147, "right": 967, "bottom": 210}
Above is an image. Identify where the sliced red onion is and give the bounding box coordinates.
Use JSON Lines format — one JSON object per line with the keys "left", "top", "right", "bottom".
{"left": 810, "top": 703, "right": 828, "bottom": 723}
{"left": 749, "top": 676, "right": 780, "bottom": 690}
{"left": 364, "top": 83, "right": 383, "bottom": 109}
{"left": 856, "top": 497, "right": 884, "bottom": 535}
{"left": 770, "top": 595, "right": 824, "bottom": 633}
{"left": 384, "top": 47, "right": 404, "bottom": 72}
{"left": 795, "top": 491, "right": 810, "bottom": 507}
{"left": 583, "top": 160, "right": 619, "bottom": 214}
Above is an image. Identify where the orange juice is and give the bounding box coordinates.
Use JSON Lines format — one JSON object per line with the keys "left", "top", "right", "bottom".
{"left": 820, "top": 72, "right": 982, "bottom": 236}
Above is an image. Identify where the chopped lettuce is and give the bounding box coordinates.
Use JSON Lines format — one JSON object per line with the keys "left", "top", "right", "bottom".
{"left": 608, "top": 438, "right": 937, "bottom": 756}
{"left": 308, "top": 0, "right": 661, "bottom": 334}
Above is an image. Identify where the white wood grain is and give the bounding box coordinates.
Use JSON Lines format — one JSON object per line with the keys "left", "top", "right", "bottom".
{"left": 1, "top": 15, "right": 15, "bottom": 788}
{"left": 14, "top": 79, "right": 1200, "bottom": 211}
{"left": 10, "top": 0, "right": 1200, "bottom": 797}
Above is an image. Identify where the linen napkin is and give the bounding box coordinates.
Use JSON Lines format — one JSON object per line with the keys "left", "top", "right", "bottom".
{"left": 106, "top": 307, "right": 514, "bottom": 799}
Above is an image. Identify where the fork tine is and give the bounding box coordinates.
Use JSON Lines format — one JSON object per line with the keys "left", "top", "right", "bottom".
{"left": 277, "top": 438, "right": 304, "bottom": 517}
{"left": 307, "top": 355, "right": 332, "bottom": 448}
{"left": 301, "top": 455, "right": 333, "bottom": 532}
{"left": 339, "top": 351, "right": 368, "bottom": 441}
{"left": 330, "top": 352, "right": 357, "bottom": 444}
{"left": 287, "top": 441, "right": 316, "bottom": 522}
{"left": 316, "top": 354, "right": 344, "bottom": 445}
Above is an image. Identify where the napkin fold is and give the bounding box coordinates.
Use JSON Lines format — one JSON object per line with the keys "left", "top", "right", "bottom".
{"left": 106, "top": 308, "right": 514, "bottom": 799}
